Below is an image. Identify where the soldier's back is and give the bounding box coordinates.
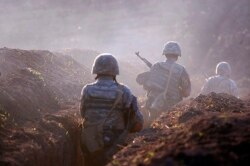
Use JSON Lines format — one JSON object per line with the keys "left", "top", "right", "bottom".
{"left": 83, "top": 78, "right": 133, "bottom": 126}
{"left": 202, "top": 75, "right": 238, "bottom": 97}
{"left": 146, "top": 61, "right": 185, "bottom": 95}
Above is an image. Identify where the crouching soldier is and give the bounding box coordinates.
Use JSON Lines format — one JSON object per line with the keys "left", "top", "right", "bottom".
{"left": 80, "top": 53, "right": 144, "bottom": 166}
{"left": 136, "top": 41, "right": 191, "bottom": 121}
{"left": 201, "top": 61, "right": 239, "bottom": 98}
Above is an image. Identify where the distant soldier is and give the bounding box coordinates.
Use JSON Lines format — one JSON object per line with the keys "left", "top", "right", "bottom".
{"left": 80, "top": 53, "right": 143, "bottom": 166}
{"left": 136, "top": 41, "right": 191, "bottom": 120}
{"left": 201, "top": 61, "right": 239, "bottom": 98}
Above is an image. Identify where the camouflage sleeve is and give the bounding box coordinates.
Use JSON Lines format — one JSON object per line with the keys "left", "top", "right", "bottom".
{"left": 121, "top": 85, "right": 134, "bottom": 109}
{"left": 121, "top": 85, "right": 143, "bottom": 132}
{"left": 129, "top": 96, "right": 144, "bottom": 133}
{"left": 80, "top": 85, "right": 88, "bottom": 118}
{"left": 180, "top": 68, "right": 191, "bottom": 97}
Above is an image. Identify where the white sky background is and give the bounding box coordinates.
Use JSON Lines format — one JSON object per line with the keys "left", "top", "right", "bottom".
{"left": 0, "top": 0, "right": 192, "bottom": 63}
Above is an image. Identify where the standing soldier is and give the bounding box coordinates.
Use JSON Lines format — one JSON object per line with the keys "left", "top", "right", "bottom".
{"left": 201, "top": 61, "right": 239, "bottom": 98}
{"left": 136, "top": 41, "right": 191, "bottom": 120}
{"left": 80, "top": 53, "right": 143, "bottom": 166}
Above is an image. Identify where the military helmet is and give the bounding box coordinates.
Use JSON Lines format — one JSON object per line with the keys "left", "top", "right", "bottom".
{"left": 162, "top": 41, "right": 181, "bottom": 57}
{"left": 92, "top": 53, "right": 119, "bottom": 76}
{"left": 216, "top": 61, "right": 231, "bottom": 77}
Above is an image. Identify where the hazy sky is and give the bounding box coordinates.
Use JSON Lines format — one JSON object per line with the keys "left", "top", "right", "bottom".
{"left": 1, "top": 0, "right": 249, "bottom": 96}
{"left": 0, "top": 0, "right": 242, "bottom": 65}
{"left": 0, "top": 0, "right": 191, "bottom": 62}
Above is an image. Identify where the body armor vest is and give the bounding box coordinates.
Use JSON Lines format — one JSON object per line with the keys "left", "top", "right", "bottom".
{"left": 83, "top": 82, "right": 126, "bottom": 130}
{"left": 145, "top": 61, "right": 184, "bottom": 102}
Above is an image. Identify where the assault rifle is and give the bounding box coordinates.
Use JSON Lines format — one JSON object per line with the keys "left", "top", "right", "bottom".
{"left": 135, "top": 51, "right": 152, "bottom": 68}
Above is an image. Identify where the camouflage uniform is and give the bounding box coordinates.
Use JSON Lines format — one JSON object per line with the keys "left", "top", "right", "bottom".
{"left": 136, "top": 41, "right": 191, "bottom": 119}
{"left": 80, "top": 53, "right": 143, "bottom": 166}
{"left": 201, "top": 62, "right": 239, "bottom": 98}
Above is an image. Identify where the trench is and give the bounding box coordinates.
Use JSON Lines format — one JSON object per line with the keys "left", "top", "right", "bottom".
{"left": 0, "top": 105, "right": 85, "bottom": 166}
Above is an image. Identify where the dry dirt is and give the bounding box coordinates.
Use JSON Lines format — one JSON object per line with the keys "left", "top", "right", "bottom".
{"left": 1, "top": 48, "right": 250, "bottom": 166}
{"left": 109, "top": 93, "right": 250, "bottom": 166}
{"left": 0, "top": 48, "right": 90, "bottom": 165}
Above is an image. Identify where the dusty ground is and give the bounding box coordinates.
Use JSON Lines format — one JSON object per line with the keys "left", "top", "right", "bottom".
{"left": 1, "top": 48, "right": 250, "bottom": 166}
{"left": 0, "top": 106, "right": 83, "bottom": 166}
{"left": 109, "top": 93, "right": 250, "bottom": 166}
{"left": 0, "top": 48, "right": 89, "bottom": 166}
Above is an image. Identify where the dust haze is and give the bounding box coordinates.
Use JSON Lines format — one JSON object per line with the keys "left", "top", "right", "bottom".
{"left": 1, "top": 0, "right": 250, "bottom": 97}
{"left": 1, "top": 1, "right": 250, "bottom": 165}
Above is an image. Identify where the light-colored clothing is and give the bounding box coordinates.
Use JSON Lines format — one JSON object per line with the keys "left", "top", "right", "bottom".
{"left": 136, "top": 59, "right": 191, "bottom": 113}
{"left": 201, "top": 75, "right": 239, "bottom": 98}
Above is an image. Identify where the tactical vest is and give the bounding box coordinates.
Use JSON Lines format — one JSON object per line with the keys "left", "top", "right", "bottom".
{"left": 145, "top": 61, "right": 184, "bottom": 102}
{"left": 81, "top": 82, "right": 127, "bottom": 153}
{"left": 83, "top": 84, "right": 126, "bottom": 130}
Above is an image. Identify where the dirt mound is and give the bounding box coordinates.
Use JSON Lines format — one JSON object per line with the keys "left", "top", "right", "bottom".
{"left": 0, "top": 47, "right": 91, "bottom": 122}
{"left": 0, "top": 48, "right": 90, "bottom": 165}
{"left": 109, "top": 93, "right": 250, "bottom": 166}
{"left": 0, "top": 68, "right": 59, "bottom": 123}
{"left": 0, "top": 107, "right": 83, "bottom": 166}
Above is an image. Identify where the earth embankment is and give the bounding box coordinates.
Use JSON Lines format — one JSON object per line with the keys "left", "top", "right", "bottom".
{"left": 0, "top": 48, "right": 91, "bottom": 165}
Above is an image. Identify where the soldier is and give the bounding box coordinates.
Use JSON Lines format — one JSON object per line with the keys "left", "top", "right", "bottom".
{"left": 136, "top": 41, "right": 191, "bottom": 120}
{"left": 201, "top": 61, "right": 239, "bottom": 98}
{"left": 80, "top": 53, "right": 143, "bottom": 166}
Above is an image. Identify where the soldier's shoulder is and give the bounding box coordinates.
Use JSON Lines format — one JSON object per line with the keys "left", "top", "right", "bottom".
{"left": 151, "top": 61, "right": 165, "bottom": 68}
{"left": 174, "top": 62, "right": 186, "bottom": 70}
{"left": 171, "top": 63, "right": 186, "bottom": 75}
{"left": 206, "top": 75, "right": 219, "bottom": 82}
{"left": 118, "top": 83, "right": 134, "bottom": 106}
{"left": 81, "top": 82, "right": 97, "bottom": 93}
{"left": 118, "top": 83, "right": 132, "bottom": 94}
{"left": 82, "top": 82, "right": 96, "bottom": 89}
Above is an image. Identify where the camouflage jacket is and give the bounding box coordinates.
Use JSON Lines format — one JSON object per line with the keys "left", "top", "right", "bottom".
{"left": 80, "top": 77, "right": 143, "bottom": 132}
{"left": 137, "top": 60, "right": 191, "bottom": 103}
{"left": 201, "top": 75, "right": 239, "bottom": 98}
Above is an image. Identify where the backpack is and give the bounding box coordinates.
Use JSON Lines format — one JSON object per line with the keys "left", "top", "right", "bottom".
{"left": 80, "top": 85, "right": 124, "bottom": 153}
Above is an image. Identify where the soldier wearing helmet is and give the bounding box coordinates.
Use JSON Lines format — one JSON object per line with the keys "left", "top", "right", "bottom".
{"left": 136, "top": 41, "right": 191, "bottom": 120}
{"left": 201, "top": 61, "right": 239, "bottom": 98}
{"left": 80, "top": 53, "right": 143, "bottom": 166}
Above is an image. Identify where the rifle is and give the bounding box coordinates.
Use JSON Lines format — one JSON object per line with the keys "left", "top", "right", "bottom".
{"left": 135, "top": 51, "right": 152, "bottom": 68}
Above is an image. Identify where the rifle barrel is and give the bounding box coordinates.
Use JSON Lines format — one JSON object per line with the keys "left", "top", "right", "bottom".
{"left": 135, "top": 52, "right": 152, "bottom": 68}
